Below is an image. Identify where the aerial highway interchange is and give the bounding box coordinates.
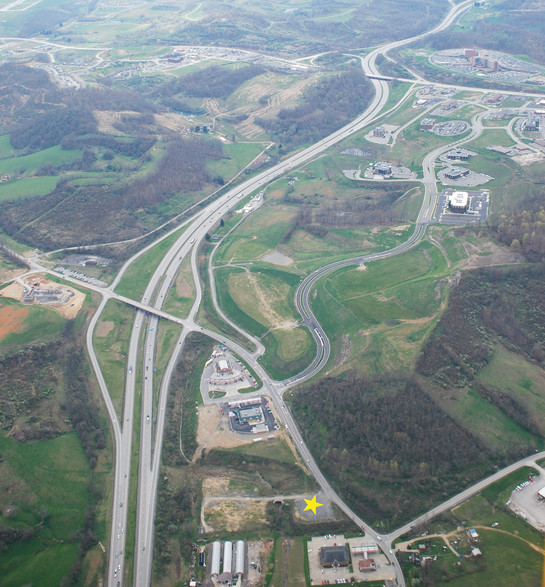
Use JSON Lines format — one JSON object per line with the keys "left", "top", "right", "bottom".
{"left": 6, "top": 0, "right": 545, "bottom": 585}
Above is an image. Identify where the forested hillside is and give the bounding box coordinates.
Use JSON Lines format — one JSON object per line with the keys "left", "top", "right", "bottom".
{"left": 292, "top": 262, "right": 545, "bottom": 527}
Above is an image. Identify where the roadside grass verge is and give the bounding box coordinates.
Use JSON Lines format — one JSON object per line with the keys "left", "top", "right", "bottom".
{"left": 163, "top": 253, "right": 195, "bottom": 318}
{"left": 93, "top": 299, "right": 135, "bottom": 419}
{"left": 115, "top": 224, "right": 186, "bottom": 300}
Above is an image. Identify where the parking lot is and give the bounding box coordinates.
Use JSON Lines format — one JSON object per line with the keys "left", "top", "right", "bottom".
{"left": 225, "top": 397, "right": 279, "bottom": 435}
{"left": 507, "top": 474, "right": 545, "bottom": 531}
{"left": 307, "top": 535, "right": 394, "bottom": 586}
{"left": 433, "top": 190, "right": 489, "bottom": 225}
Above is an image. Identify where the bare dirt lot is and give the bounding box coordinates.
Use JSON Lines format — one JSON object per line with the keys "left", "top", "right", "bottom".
{"left": 0, "top": 305, "right": 29, "bottom": 341}
{"left": 195, "top": 405, "right": 255, "bottom": 459}
{"left": 0, "top": 275, "right": 85, "bottom": 319}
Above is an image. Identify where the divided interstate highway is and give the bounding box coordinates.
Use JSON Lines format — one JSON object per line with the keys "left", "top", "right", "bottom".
{"left": 75, "top": 1, "right": 491, "bottom": 586}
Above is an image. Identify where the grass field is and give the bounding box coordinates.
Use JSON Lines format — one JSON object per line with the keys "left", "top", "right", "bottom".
{"left": 163, "top": 253, "right": 196, "bottom": 318}
{"left": 0, "top": 297, "right": 66, "bottom": 349}
{"left": 93, "top": 299, "right": 135, "bottom": 418}
{"left": 0, "top": 176, "right": 58, "bottom": 201}
{"left": 0, "top": 432, "right": 91, "bottom": 587}
{"left": 152, "top": 320, "right": 182, "bottom": 405}
{"left": 311, "top": 239, "right": 449, "bottom": 376}
{"left": 115, "top": 225, "right": 186, "bottom": 299}
{"left": 268, "top": 537, "right": 306, "bottom": 587}
{"left": 477, "top": 345, "right": 545, "bottom": 435}
{"left": 0, "top": 145, "right": 81, "bottom": 177}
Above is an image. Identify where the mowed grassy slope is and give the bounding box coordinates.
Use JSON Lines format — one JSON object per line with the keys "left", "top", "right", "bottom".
{"left": 214, "top": 265, "right": 316, "bottom": 379}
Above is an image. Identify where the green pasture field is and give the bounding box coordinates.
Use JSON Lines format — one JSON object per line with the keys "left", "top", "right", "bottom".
{"left": 268, "top": 536, "right": 307, "bottom": 587}
{"left": 312, "top": 240, "right": 449, "bottom": 375}
{"left": 152, "top": 320, "right": 182, "bottom": 406}
{"left": 0, "top": 296, "right": 66, "bottom": 349}
{"left": 391, "top": 119, "right": 471, "bottom": 168}
{"left": 0, "top": 145, "right": 81, "bottom": 177}
{"left": 436, "top": 387, "right": 538, "bottom": 453}
{"left": 477, "top": 345, "right": 545, "bottom": 434}
{"left": 93, "top": 299, "right": 135, "bottom": 418}
{"left": 206, "top": 141, "right": 264, "bottom": 183}
{"left": 392, "top": 185, "right": 425, "bottom": 221}
{"left": 0, "top": 432, "right": 90, "bottom": 587}
{"left": 0, "top": 134, "right": 15, "bottom": 157}
{"left": 480, "top": 467, "right": 540, "bottom": 506}
{"left": 214, "top": 264, "right": 315, "bottom": 378}
{"left": 214, "top": 206, "right": 297, "bottom": 264}
{"left": 465, "top": 128, "right": 513, "bottom": 150}
{"left": 429, "top": 226, "right": 470, "bottom": 265}
{"left": 259, "top": 327, "right": 316, "bottom": 381}
{"left": 115, "top": 224, "right": 186, "bottom": 299}
{"left": 163, "top": 252, "right": 196, "bottom": 318}
{"left": 0, "top": 176, "right": 58, "bottom": 201}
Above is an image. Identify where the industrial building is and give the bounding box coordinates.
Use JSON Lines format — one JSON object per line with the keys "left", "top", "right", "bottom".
{"left": 374, "top": 162, "right": 392, "bottom": 176}
{"left": 235, "top": 540, "right": 245, "bottom": 576}
{"left": 420, "top": 118, "right": 436, "bottom": 131}
{"left": 208, "top": 540, "right": 245, "bottom": 583}
{"left": 448, "top": 190, "right": 469, "bottom": 212}
{"left": 210, "top": 541, "right": 221, "bottom": 577}
{"left": 218, "top": 541, "right": 233, "bottom": 583}
{"left": 444, "top": 167, "right": 470, "bottom": 181}
{"left": 446, "top": 149, "right": 471, "bottom": 161}
{"left": 319, "top": 545, "right": 350, "bottom": 568}
{"left": 524, "top": 118, "right": 540, "bottom": 131}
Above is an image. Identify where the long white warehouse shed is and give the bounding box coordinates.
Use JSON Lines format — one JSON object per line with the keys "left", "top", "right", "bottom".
{"left": 223, "top": 541, "right": 233, "bottom": 574}
{"left": 210, "top": 541, "right": 221, "bottom": 576}
{"left": 235, "top": 540, "right": 245, "bottom": 576}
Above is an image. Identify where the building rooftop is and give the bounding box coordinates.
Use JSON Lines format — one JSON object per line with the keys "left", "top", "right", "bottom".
{"left": 320, "top": 545, "right": 350, "bottom": 567}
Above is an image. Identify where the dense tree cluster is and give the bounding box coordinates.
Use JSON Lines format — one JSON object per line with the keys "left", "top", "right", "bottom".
{"left": 10, "top": 106, "right": 97, "bottom": 151}
{"left": 291, "top": 374, "right": 488, "bottom": 525}
{"left": 161, "top": 64, "right": 264, "bottom": 99}
{"left": 256, "top": 69, "right": 373, "bottom": 146}
{"left": 492, "top": 205, "right": 545, "bottom": 262}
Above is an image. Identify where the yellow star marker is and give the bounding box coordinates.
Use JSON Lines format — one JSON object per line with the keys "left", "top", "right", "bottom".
{"left": 303, "top": 495, "right": 323, "bottom": 515}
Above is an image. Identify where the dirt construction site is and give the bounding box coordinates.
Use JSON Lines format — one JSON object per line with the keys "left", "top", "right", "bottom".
{"left": 0, "top": 274, "right": 85, "bottom": 319}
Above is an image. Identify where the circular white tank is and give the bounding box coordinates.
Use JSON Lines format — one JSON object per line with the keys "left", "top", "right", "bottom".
{"left": 211, "top": 541, "right": 221, "bottom": 576}
{"left": 223, "top": 540, "right": 233, "bottom": 574}
{"left": 235, "top": 540, "right": 245, "bottom": 575}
